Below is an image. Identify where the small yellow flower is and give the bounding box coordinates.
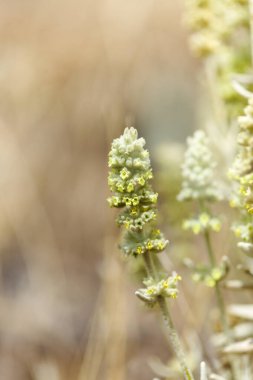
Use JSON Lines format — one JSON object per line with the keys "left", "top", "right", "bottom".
{"left": 146, "top": 240, "right": 153, "bottom": 250}
{"left": 234, "top": 227, "right": 242, "bottom": 237}
{"left": 192, "top": 223, "right": 201, "bottom": 234}
{"left": 111, "top": 197, "right": 120, "bottom": 206}
{"left": 124, "top": 197, "right": 132, "bottom": 206}
{"left": 157, "top": 241, "right": 165, "bottom": 250}
{"left": 199, "top": 213, "right": 210, "bottom": 225}
{"left": 174, "top": 274, "right": 182, "bottom": 282}
{"left": 130, "top": 207, "right": 138, "bottom": 216}
{"left": 108, "top": 157, "right": 113, "bottom": 167}
{"left": 205, "top": 276, "right": 215, "bottom": 287}
{"left": 136, "top": 246, "right": 143, "bottom": 255}
{"left": 162, "top": 280, "right": 168, "bottom": 289}
{"left": 138, "top": 176, "right": 145, "bottom": 186}
{"left": 147, "top": 287, "right": 155, "bottom": 295}
{"left": 127, "top": 182, "right": 134, "bottom": 192}
{"left": 211, "top": 268, "right": 222, "bottom": 281}
{"left": 120, "top": 167, "right": 130, "bottom": 180}
{"left": 239, "top": 186, "right": 247, "bottom": 196}
{"left": 211, "top": 219, "right": 221, "bottom": 232}
{"left": 132, "top": 197, "right": 139, "bottom": 206}
{"left": 117, "top": 183, "right": 124, "bottom": 192}
{"left": 170, "top": 291, "right": 177, "bottom": 299}
{"left": 150, "top": 193, "right": 158, "bottom": 203}
{"left": 229, "top": 199, "right": 237, "bottom": 208}
{"left": 124, "top": 221, "right": 130, "bottom": 229}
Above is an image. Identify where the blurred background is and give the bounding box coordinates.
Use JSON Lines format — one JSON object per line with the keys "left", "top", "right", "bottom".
{"left": 0, "top": 1, "right": 204, "bottom": 379}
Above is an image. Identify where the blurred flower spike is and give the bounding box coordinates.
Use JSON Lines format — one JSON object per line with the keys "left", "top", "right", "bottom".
{"left": 229, "top": 99, "right": 253, "bottom": 256}
{"left": 192, "top": 258, "right": 229, "bottom": 288}
{"left": 230, "top": 99, "right": 253, "bottom": 215}
{"left": 183, "top": 213, "right": 221, "bottom": 234}
{"left": 177, "top": 130, "right": 223, "bottom": 203}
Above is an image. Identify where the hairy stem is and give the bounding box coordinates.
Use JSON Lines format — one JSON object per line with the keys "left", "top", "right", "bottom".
{"left": 143, "top": 251, "right": 159, "bottom": 281}
{"left": 158, "top": 296, "right": 195, "bottom": 380}
{"left": 143, "top": 253, "right": 195, "bottom": 380}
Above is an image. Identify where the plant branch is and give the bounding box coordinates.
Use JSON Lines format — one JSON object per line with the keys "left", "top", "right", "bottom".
{"left": 203, "top": 229, "right": 239, "bottom": 380}
{"left": 203, "top": 230, "right": 229, "bottom": 336}
{"left": 143, "top": 253, "right": 195, "bottom": 380}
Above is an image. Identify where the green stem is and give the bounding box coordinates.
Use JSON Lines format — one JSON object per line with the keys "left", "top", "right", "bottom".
{"left": 143, "top": 251, "right": 153, "bottom": 277}
{"left": 215, "top": 281, "right": 230, "bottom": 336}
{"left": 198, "top": 201, "right": 238, "bottom": 377}
{"left": 199, "top": 200, "right": 230, "bottom": 337}
{"left": 143, "top": 253, "right": 195, "bottom": 380}
{"left": 203, "top": 230, "right": 230, "bottom": 336}
{"left": 203, "top": 229, "right": 238, "bottom": 380}
{"left": 158, "top": 296, "right": 195, "bottom": 380}
{"left": 203, "top": 229, "right": 215, "bottom": 266}
{"left": 143, "top": 251, "right": 158, "bottom": 280}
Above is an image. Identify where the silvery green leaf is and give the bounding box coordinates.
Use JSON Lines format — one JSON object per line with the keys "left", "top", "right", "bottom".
{"left": 135, "top": 289, "right": 156, "bottom": 304}
{"left": 228, "top": 304, "right": 253, "bottom": 321}
{"left": 223, "top": 339, "right": 253, "bottom": 354}
{"left": 238, "top": 242, "right": 253, "bottom": 257}
{"left": 223, "top": 280, "right": 253, "bottom": 290}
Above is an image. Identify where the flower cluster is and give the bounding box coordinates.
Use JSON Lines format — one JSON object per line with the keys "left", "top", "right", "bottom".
{"left": 185, "top": 0, "right": 220, "bottom": 57}
{"left": 185, "top": 0, "right": 249, "bottom": 58}
{"left": 135, "top": 272, "right": 182, "bottom": 305}
{"left": 192, "top": 259, "right": 229, "bottom": 288}
{"left": 120, "top": 228, "right": 168, "bottom": 256}
{"left": 185, "top": 0, "right": 250, "bottom": 120}
{"left": 177, "top": 130, "right": 223, "bottom": 202}
{"left": 217, "top": 49, "right": 249, "bottom": 119}
{"left": 232, "top": 220, "right": 253, "bottom": 256}
{"left": 183, "top": 213, "right": 221, "bottom": 234}
{"left": 108, "top": 127, "right": 168, "bottom": 257}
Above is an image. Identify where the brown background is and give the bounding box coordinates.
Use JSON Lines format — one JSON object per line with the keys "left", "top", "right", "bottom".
{"left": 0, "top": 1, "right": 204, "bottom": 379}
